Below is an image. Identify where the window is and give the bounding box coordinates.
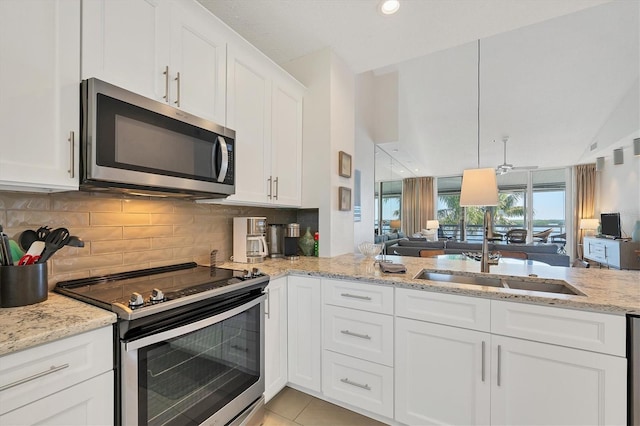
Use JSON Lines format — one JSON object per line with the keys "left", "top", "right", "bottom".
{"left": 437, "top": 169, "right": 567, "bottom": 242}
{"left": 375, "top": 180, "right": 402, "bottom": 234}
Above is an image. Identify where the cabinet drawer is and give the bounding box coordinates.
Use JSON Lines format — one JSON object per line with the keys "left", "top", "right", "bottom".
{"left": 322, "top": 278, "right": 393, "bottom": 314}
{"left": 396, "top": 288, "right": 491, "bottom": 332}
{"left": 323, "top": 305, "right": 393, "bottom": 366}
{"left": 0, "top": 326, "right": 113, "bottom": 415}
{"left": 322, "top": 350, "right": 393, "bottom": 418}
{"left": 491, "top": 301, "right": 625, "bottom": 356}
{"left": 0, "top": 371, "right": 114, "bottom": 425}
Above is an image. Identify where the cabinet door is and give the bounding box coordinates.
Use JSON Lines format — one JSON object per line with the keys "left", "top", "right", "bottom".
{"left": 491, "top": 335, "right": 627, "bottom": 426}
{"left": 0, "top": 0, "right": 79, "bottom": 191}
{"left": 0, "top": 371, "right": 113, "bottom": 426}
{"left": 395, "top": 318, "right": 490, "bottom": 426}
{"left": 82, "top": 0, "right": 170, "bottom": 102}
{"left": 270, "top": 75, "right": 303, "bottom": 207}
{"left": 264, "top": 277, "right": 288, "bottom": 402}
{"left": 225, "top": 42, "right": 271, "bottom": 204}
{"left": 168, "top": 0, "right": 226, "bottom": 124}
{"left": 287, "top": 275, "right": 322, "bottom": 392}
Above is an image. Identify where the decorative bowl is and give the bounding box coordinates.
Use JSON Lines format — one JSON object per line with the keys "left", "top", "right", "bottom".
{"left": 358, "top": 242, "right": 383, "bottom": 258}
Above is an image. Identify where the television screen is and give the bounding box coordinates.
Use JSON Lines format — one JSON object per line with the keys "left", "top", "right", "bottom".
{"left": 600, "top": 213, "right": 621, "bottom": 239}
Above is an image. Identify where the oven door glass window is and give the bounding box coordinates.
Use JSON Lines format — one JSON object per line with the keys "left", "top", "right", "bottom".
{"left": 137, "top": 303, "right": 261, "bottom": 425}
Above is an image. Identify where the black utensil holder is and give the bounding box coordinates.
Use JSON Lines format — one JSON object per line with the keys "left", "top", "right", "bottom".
{"left": 0, "top": 263, "right": 48, "bottom": 307}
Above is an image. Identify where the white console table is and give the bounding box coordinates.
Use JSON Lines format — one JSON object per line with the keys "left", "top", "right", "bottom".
{"left": 583, "top": 236, "right": 640, "bottom": 270}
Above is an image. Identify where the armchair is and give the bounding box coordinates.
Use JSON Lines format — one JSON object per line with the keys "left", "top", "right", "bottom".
{"left": 533, "top": 228, "right": 553, "bottom": 243}
{"left": 506, "top": 228, "right": 527, "bottom": 244}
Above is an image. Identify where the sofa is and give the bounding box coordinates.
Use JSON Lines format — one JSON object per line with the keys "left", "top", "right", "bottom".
{"left": 387, "top": 239, "right": 570, "bottom": 267}
{"left": 374, "top": 232, "right": 407, "bottom": 249}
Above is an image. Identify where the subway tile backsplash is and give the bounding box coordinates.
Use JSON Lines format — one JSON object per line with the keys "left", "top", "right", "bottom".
{"left": 0, "top": 191, "right": 298, "bottom": 289}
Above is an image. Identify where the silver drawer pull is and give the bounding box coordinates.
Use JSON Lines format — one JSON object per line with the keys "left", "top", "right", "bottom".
{"left": 0, "top": 364, "right": 69, "bottom": 392}
{"left": 340, "top": 378, "right": 371, "bottom": 391}
{"left": 340, "top": 329, "right": 371, "bottom": 340}
{"left": 340, "top": 293, "right": 371, "bottom": 301}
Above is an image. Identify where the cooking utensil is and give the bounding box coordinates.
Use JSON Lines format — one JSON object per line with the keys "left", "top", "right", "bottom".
{"left": 18, "top": 230, "right": 38, "bottom": 252}
{"left": 36, "top": 226, "right": 51, "bottom": 241}
{"left": 66, "top": 236, "right": 85, "bottom": 248}
{"left": 37, "top": 228, "right": 70, "bottom": 263}
{"left": 18, "top": 254, "right": 40, "bottom": 265}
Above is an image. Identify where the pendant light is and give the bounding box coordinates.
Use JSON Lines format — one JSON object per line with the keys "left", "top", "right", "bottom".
{"left": 460, "top": 39, "right": 499, "bottom": 207}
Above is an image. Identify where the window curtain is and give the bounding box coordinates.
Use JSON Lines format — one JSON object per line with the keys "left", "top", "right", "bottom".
{"left": 402, "top": 177, "right": 434, "bottom": 236}
{"left": 574, "top": 164, "right": 596, "bottom": 259}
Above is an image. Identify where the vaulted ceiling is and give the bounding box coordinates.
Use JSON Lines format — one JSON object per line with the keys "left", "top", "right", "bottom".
{"left": 199, "top": 0, "right": 639, "bottom": 178}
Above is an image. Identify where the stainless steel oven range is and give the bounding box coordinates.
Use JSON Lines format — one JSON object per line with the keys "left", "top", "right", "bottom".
{"left": 55, "top": 262, "right": 269, "bottom": 426}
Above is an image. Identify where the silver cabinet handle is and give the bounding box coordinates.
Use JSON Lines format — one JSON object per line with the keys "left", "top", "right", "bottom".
{"left": 340, "top": 329, "right": 371, "bottom": 340}
{"left": 0, "top": 364, "right": 69, "bottom": 392}
{"left": 68, "top": 131, "right": 74, "bottom": 178}
{"left": 497, "top": 344, "right": 502, "bottom": 386}
{"left": 481, "top": 340, "right": 486, "bottom": 382}
{"left": 340, "top": 378, "right": 371, "bottom": 391}
{"left": 265, "top": 288, "right": 270, "bottom": 319}
{"left": 274, "top": 177, "right": 279, "bottom": 200}
{"left": 163, "top": 66, "right": 170, "bottom": 102}
{"left": 267, "top": 176, "right": 272, "bottom": 199}
{"left": 340, "top": 293, "right": 371, "bottom": 301}
{"left": 174, "top": 71, "right": 181, "bottom": 107}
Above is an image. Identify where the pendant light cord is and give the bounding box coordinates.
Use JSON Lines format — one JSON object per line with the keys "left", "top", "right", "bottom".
{"left": 477, "top": 39, "right": 481, "bottom": 169}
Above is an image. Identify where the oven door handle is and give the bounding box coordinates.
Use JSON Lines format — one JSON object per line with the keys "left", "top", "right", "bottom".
{"left": 124, "top": 294, "right": 265, "bottom": 352}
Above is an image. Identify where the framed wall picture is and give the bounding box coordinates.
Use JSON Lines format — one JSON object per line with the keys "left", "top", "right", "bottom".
{"left": 339, "top": 186, "right": 351, "bottom": 211}
{"left": 338, "top": 151, "right": 352, "bottom": 178}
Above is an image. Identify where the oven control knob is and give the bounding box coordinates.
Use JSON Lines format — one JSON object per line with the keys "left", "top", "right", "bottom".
{"left": 243, "top": 269, "right": 252, "bottom": 279}
{"left": 150, "top": 288, "right": 165, "bottom": 303}
{"left": 129, "top": 292, "right": 144, "bottom": 308}
{"left": 252, "top": 267, "right": 262, "bottom": 276}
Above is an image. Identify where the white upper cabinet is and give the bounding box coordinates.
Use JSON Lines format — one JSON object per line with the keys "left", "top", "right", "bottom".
{"left": 167, "top": 0, "right": 226, "bottom": 124}
{"left": 218, "top": 39, "right": 304, "bottom": 207}
{"left": 82, "top": 0, "right": 226, "bottom": 124}
{"left": 0, "top": 0, "right": 80, "bottom": 192}
{"left": 270, "top": 74, "right": 303, "bottom": 206}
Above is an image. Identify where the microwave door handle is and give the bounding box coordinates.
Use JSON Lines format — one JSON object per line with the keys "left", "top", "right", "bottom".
{"left": 214, "top": 136, "right": 229, "bottom": 182}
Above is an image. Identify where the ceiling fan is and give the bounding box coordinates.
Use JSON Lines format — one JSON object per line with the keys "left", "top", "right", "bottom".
{"left": 495, "top": 136, "right": 538, "bottom": 175}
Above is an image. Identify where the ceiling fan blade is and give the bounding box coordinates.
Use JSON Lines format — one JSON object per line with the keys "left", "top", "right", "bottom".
{"left": 512, "top": 165, "right": 538, "bottom": 170}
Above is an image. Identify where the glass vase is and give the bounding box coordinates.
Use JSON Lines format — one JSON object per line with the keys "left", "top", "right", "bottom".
{"left": 298, "top": 227, "right": 315, "bottom": 256}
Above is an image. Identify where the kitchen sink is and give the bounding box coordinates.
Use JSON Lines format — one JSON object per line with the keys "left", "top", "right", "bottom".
{"left": 414, "top": 270, "right": 585, "bottom": 296}
{"left": 417, "top": 272, "right": 503, "bottom": 288}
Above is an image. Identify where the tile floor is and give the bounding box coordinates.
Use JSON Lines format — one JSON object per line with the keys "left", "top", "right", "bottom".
{"left": 262, "top": 387, "right": 388, "bottom": 426}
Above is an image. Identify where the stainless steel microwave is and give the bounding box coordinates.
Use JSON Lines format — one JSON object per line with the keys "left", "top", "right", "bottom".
{"left": 80, "top": 78, "right": 235, "bottom": 198}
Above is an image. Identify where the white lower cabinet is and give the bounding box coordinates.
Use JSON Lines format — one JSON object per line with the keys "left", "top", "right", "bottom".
{"left": 395, "top": 317, "right": 490, "bottom": 425}
{"left": 0, "top": 371, "right": 113, "bottom": 425}
{"left": 321, "top": 279, "right": 394, "bottom": 419}
{"left": 0, "top": 326, "right": 114, "bottom": 424}
{"left": 322, "top": 350, "right": 393, "bottom": 418}
{"left": 264, "top": 276, "right": 288, "bottom": 402}
{"left": 287, "top": 275, "right": 322, "bottom": 392}
{"left": 491, "top": 334, "right": 627, "bottom": 426}
{"left": 394, "top": 289, "right": 627, "bottom": 425}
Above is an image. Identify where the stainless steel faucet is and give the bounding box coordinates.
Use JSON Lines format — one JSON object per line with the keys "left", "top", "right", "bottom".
{"left": 480, "top": 210, "right": 498, "bottom": 272}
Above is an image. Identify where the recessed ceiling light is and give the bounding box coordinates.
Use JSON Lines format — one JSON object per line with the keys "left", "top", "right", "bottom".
{"left": 380, "top": 0, "right": 400, "bottom": 15}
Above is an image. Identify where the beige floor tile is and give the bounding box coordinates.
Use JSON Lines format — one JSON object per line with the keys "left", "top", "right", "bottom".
{"left": 294, "top": 398, "right": 388, "bottom": 426}
{"left": 261, "top": 410, "right": 299, "bottom": 426}
{"left": 265, "top": 387, "right": 313, "bottom": 421}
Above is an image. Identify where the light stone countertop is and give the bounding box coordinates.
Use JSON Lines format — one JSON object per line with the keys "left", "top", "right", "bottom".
{"left": 221, "top": 253, "right": 640, "bottom": 315}
{"left": 0, "top": 292, "right": 116, "bottom": 356}
{"left": 2, "top": 253, "right": 638, "bottom": 357}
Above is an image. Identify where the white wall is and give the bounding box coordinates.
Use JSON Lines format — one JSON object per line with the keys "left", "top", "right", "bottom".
{"left": 596, "top": 141, "right": 640, "bottom": 238}
{"left": 284, "top": 48, "right": 355, "bottom": 256}
{"left": 354, "top": 72, "right": 376, "bottom": 250}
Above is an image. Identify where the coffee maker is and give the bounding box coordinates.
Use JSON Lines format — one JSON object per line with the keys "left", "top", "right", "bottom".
{"left": 233, "top": 217, "right": 268, "bottom": 263}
